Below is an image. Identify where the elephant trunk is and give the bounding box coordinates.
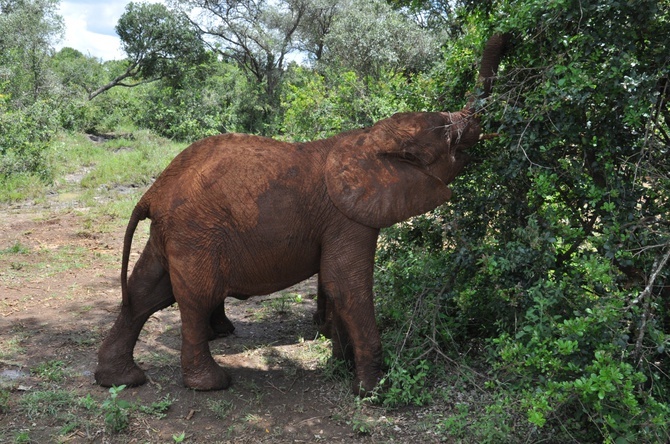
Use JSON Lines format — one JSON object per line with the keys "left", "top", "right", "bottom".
{"left": 465, "top": 33, "right": 512, "bottom": 113}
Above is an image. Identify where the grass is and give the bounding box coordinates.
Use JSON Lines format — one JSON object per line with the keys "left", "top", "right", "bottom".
{"left": 9, "top": 384, "right": 178, "bottom": 439}
{"left": 254, "top": 292, "right": 306, "bottom": 321}
{"left": 139, "top": 350, "right": 179, "bottom": 368}
{"left": 0, "top": 244, "right": 91, "bottom": 282}
{"left": 31, "top": 360, "right": 67, "bottom": 383}
{"left": 20, "top": 389, "right": 77, "bottom": 420}
{"left": 0, "top": 173, "right": 47, "bottom": 203}
{"left": 0, "top": 130, "right": 185, "bottom": 206}
{"left": 207, "top": 398, "right": 234, "bottom": 419}
{"left": 0, "top": 241, "right": 31, "bottom": 255}
{"left": 0, "top": 330, "right": 28, "bottom": 360}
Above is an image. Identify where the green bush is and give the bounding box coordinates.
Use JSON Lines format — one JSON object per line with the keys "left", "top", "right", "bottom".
{"left": 373, "top": 2, "right": 669, "bottom": 442}
{"left": 135, "top": 61, "right": 258, "bottom": 141}
{"left": 279, "top": 67, "right": 416, "bottom": 141}
{"left": 0, "top": 97, "right": 57, "bottom": 180}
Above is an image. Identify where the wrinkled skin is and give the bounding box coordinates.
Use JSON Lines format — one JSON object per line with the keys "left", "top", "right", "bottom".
{"left": 95, "top": 34, "right": 510, "bottom": 395}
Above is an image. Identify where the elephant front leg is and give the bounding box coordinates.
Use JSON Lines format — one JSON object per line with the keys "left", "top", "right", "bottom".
{"left": 320, "top": 226, "right": 384, "bottom": 396}
{"left": 325, "top": 287, "right": 383, "bottom": 396}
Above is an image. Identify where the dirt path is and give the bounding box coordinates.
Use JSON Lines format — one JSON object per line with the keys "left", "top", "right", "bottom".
{"left": 0, "top": 197, "right": 434, "bottom": 443}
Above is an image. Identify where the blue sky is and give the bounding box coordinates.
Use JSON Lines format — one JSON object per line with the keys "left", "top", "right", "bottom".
{"left": 57, "top": 0, "right": 161, "bottom": 61}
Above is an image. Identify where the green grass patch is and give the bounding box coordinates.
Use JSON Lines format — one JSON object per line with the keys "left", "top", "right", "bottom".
{"left": 207, "top": 398, "right": 234, "bottom": 420}
{"left": 0, "top": 130, "right": 185, "bottom": 207}
{"left": 33, "top": 245, "right": 89, "bottom": 276}
{"left": 0, "top": 241, "right": 31, "bottom": 255}
{"left": 0, "top": 330, "right": 28, "bottom": 360}
{"left": 31, "top": 360, "right": 67, "bottom": 383}
{"left": 78, "top": 131, "right": 184, "bottom": 190}
{"left": 0, "top": 389, "right": 9, "bottom": 413}
{"left": 9, "top": 385, "right": 176, "bottom": 439}
{"left": 0, "top": 172, "right": 47, "bottom": 203}
{"left": 19, "top": 389, "right": 77, "bottom": 420}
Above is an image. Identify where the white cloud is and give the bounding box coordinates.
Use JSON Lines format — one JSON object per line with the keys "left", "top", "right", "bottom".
{"left": 56, "top": 1, "right": 162, "bottom": 61}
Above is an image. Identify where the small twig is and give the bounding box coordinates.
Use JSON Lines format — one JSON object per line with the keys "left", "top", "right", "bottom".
{"left": 266, "top": 380, "right": 285, "bottom": 394}
{"left": 286, "top": 375, "right": 299, "bottom": 392}
{"left": 296, "top": 415, "right": 327, "bottom": 425}
{"left": 479, "top": 132, "right": 500, "bottom": 140}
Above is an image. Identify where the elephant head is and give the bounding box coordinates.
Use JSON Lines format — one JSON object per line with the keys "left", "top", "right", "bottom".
{"left": 326, "top": 33, "right": 511, "bottom": 228}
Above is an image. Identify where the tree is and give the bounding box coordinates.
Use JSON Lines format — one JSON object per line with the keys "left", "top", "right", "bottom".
{"left": 174, "top": 0, "right": 310, "bottom": 105}
{"left": 0, "top": 0, "right": 63, "bottom": 180}
{"left": 88, "top": 2, "right": 207, "bottom": 100}
{"left": 0, "top": 0, "right": 63, "bottom": 106}
{"left": 135, "top": 59, "right": 259, "bottom": 141}
{"left": 295, "top": 0, "right": 340, "bottom": 62}
{"left": 319, "top": 0, "right": 438, "bottom": 76}
{"left": 52, "top": 48, "right": 106, "bottom": 99}
{"left": 173, "top": 0, "right": 438, "bottom": 110}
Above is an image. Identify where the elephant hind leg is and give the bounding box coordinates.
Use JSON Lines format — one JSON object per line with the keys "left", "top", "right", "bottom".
{"left": 208, "top": 301, "right": 235, "bottom": 339}
{"left": 95, "top": 238, "right": 175, "bottom": 387}
{"left": 313, "top": 279, "right": 333, "bottom": 339}
{"left": 178, "top": 301, "right": 231, "bottom": 390}
{"left": 169, "top": 263, "right": 231, "bottom": 390}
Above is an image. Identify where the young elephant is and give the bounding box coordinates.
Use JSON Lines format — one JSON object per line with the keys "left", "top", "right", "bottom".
{"left": 95, "top": 33, "right": 510, "bottom": 395}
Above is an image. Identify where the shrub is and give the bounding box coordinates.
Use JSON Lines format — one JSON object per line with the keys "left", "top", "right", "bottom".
{"left": 0, "top": 97, "right": 57, "bottom": 180}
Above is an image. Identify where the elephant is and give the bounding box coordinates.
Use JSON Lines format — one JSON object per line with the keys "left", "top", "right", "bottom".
{"left": 94, "top": 33, "right": 511, "bottom": 395}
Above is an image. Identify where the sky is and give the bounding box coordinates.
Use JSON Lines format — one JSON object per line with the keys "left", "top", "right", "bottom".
{"left": 56, "top": 0, "right": 162, "bottom": 61}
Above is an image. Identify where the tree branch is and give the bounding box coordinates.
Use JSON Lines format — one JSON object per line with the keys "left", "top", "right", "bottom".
{"left": 632, "top": 244, "right": 670, "bottom": 364}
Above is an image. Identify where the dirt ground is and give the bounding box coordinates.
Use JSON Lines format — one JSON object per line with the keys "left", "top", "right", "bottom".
{"left": 0, "top": 191, "right": 445, "bottom": 442}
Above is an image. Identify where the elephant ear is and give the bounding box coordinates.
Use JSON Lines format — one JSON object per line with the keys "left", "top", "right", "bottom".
{"left": 325, "top": 138, "right": 452, "bottom": 229}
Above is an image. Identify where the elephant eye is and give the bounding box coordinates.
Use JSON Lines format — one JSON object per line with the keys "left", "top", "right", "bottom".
{"left": 400, "top": 151, "right": 420, "bottom": 163}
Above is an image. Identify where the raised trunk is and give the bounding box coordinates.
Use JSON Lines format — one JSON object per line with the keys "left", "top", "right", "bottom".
{"left": 465, "top": 33, "right": 512, "bottom": 112}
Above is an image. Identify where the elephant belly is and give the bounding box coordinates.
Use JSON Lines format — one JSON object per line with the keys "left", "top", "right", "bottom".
{"left": 222, "top": 238, "right": 320, "bottom": 297}
{"left": 219, "top": 181, "right": 327, "bottom": 296}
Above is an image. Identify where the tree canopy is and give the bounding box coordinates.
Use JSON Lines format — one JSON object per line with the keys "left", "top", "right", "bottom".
{"left": 87, "top": 2, "right": 208, "bottom": 99}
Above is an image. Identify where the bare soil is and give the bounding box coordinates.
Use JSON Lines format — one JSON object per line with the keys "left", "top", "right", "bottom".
{"left": 0, "top": 194, "right": 443, "bottom": 442}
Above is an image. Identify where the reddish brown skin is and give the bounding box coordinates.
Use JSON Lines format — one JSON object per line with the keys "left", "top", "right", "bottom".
{"left": 95, "top": 34, "right": 510, "bottom": 395}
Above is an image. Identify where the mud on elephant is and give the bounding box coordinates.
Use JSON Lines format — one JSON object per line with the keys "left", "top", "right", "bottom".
{"left": 95, "top": 33, "right": 511, "bottom": 395}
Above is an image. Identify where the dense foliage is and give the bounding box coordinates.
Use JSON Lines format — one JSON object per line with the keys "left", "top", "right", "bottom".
{"left": 1, "top": 0, "right": 668, "bottom": 441}
{"left": 376, "top": 1, "right": 670, "bottom": 441}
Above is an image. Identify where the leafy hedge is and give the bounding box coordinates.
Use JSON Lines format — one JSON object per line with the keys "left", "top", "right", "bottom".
{"left": 0, "top": 96, "right": 57, "bottom": 180}
{"left": 374, "top": 1, "right": 670, "bottom": 442}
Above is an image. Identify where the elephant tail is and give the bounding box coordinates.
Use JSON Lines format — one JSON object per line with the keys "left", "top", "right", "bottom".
{"left": 121, "top": 200, "right": 150, "bottom": 306}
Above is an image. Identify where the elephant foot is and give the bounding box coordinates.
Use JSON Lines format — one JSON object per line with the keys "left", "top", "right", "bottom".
{"left": 95, "top": 362, "right": 147, "bottom": 388}
{"left": 352, "top": 371, "right": 384, "bottom": 397}
{"left": 209, "top": 307, "right": 236, "bottom": 340}
{"left": 209, "top": 317, "right": 235, "bottom": 339}
{"left": 312, "top": 311, "right": 333, "bottom": 339}
{"left": 317, "top": 322, "right": 332, "bottom": 339}
{"left": 182, "top": 363, "right": 231, "bottom": 391}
